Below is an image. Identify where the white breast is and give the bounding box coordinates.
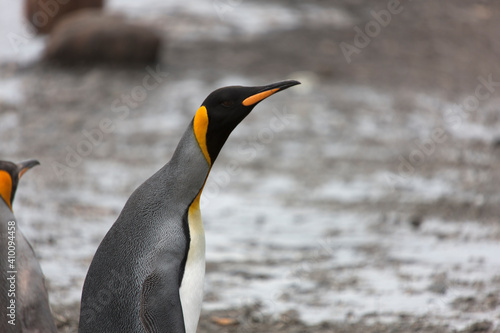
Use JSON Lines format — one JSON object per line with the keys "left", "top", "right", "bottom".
{"left": 179, "top": 202, "right": 205, "bottom": 333}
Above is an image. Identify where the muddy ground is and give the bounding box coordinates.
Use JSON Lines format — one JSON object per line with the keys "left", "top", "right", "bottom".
{"left": 1, "top": 0, "right": 500, "bottom": 332}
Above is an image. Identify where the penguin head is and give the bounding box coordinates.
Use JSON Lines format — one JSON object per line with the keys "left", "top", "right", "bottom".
{"left": 0, "top": 159, "right": 40, "bottom": 211}
{"left": 193, "top": 80, "right": 300, "bottom": 165}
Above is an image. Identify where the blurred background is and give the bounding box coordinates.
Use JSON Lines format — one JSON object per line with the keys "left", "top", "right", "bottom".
{"left": 1, "top": 0, "right": 500, "bottom": 332}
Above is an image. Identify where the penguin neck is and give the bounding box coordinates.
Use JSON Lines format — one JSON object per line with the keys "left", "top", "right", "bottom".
{"left": 167, "top": 119, "right": 212, "bottom": 204}
{"left": 170, "top": 119, "right": 208, "bottom": 333}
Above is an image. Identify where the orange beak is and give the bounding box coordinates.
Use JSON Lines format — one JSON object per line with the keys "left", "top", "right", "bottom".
{"left": 242, "top": 80, "right": 300, "bottom": 106}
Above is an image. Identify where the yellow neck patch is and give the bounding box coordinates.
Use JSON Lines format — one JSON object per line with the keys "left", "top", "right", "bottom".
{"left": 0, "top": 170, "right": 13, "bottom": 211}
{"left": 189, "top": 189, "right": 202, "bottom": 214}
{"left": 193, "top": 106, "right": 212, "bottom": 166}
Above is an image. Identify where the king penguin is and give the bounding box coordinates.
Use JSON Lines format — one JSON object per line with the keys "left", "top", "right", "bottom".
{"left": 78, "top": 80, "right": 300, "bottom": 333}
{"left": 0, "top": 159, "right": 58, "bottom": 333}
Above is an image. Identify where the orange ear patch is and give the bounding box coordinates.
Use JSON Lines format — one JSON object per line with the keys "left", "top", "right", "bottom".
{"left": 0, "top": 170, "right": 13, "bottom": 211}
{"left": 193, "top": 106, "right": 212, "bottom": 166}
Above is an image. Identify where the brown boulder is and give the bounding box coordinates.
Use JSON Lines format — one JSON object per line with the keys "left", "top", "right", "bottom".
{"left": 44, "top": 10, "right": 162, "bottom": 65}
{"left": 25, "top": 0, "right": 104, "bottom": 34}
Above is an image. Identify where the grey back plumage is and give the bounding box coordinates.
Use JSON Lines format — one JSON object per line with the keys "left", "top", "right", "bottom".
{"left": 79, "top": 121, "right": 210, "bottom": 333}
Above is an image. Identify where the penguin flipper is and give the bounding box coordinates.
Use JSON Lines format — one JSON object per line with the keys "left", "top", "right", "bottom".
{"left": 140, "top": 267, "right": 186, "bottom": 333}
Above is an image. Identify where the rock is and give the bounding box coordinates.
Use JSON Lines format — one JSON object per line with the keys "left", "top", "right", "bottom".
{"left": 462, "top": 321, "right": 492, "bottom": 333}
{"left": 25, "top": 0, "right": 104, "bottom": 34}
{"left": 492, "top": 137, "right": 500, "bottom": 149}
{"left": 409, "top": 215, "right": 423, "bottom": 230}
{"left": 210, "top": 316, "right": 239, "bottom": 326}
{"left": 44, "top": 10, "right": 162, "bottom": 65}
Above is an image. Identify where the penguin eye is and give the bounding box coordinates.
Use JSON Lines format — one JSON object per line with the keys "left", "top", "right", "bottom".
{"left": 221, "top": 100, "right": 234, "bottom": 108}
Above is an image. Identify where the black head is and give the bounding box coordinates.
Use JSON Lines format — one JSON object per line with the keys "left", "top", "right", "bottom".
{"left": 0, "top": 159, "right": 40, "bottom": 211}
{"left": 193, "top": 80, "right": 300, "bottom": 164}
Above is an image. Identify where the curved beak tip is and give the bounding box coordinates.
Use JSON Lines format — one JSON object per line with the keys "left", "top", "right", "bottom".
{"left": 17, "top": 159, "right": 40, "bottom": 177}
{"left": 281, "top": 79, "right": 301, "bottom": 89}
{"left": 267, "top": 80, "right": 301, "bottom": 92}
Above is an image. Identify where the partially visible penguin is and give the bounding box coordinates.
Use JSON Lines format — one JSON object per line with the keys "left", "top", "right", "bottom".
{"left": 79, "top": 80, "right": 300, "bottom": 333}
{"left": 0, "top": 159, "right": 57, "bottom": 333}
